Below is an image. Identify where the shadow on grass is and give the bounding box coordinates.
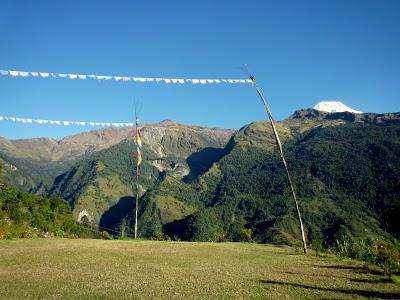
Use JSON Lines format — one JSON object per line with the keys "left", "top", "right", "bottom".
{"left": 284, "top": 271, "right": 389, "bottom": 283}
{"left": 314, "top": 264, "right": 383, "bottom": 275}
{"left": 259, "top": 280, "right": 400, "bottom": 299}
{"left": 351, "top": 278, "right": 392, "bottom": 284}
{"left": 283, "top": 271, "right": 350, "bottom": 280}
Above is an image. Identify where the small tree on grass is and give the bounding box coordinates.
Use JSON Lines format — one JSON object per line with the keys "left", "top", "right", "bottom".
{"left": 240, "top": 228, "right": 253, "bottom": 243}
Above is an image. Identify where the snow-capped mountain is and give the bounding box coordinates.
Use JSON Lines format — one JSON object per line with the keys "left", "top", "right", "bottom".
{"left": 313, "top": 101, "right": 362, "bottom": 114}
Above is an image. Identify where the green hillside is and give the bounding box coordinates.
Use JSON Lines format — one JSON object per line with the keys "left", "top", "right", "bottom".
{"left": 50, "top": 123, "right": 232, "bottom": 228}
{"left": 0, "top": 184, "right": 96, "bottom": 239}
{"left": 2, "top": 110, "right": 399, "bottom": 248}
{"left": 150, "top": 110, "right": 400, "bottom": 246}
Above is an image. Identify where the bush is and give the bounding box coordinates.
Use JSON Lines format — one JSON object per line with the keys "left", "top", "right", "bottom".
{"left": 0, "top": 225, "right": 8, "bottom": 240}
{"left": 240, "top": 228, "right": 253, "bottom": 243}
{"left": 151, "top": 231, "right": 171, "bottom": 241}
{"left": 311, "top": 239, "right": 325, "bottom": 257}
{"left": 334, "top": 237, "right": 400, "bottom": 276}
{"left": 100, "top": 231, "right": 112, "bottom": 240}
{"left": 376, "top": 245, "right": 400, "bottom": 276}
{"left": 55, "top": 229, "right": 64, "bottom": 238}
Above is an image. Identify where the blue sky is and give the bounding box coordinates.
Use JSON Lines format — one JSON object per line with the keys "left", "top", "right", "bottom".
{"left": 0, "top": 0, "right": 399, "bottom": 140}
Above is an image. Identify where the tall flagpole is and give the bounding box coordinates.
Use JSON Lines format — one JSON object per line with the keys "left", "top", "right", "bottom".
{"left": 250, "top": 75, "right": 307, "bottom": 254}
{"left": 134, "top": 113, "right": 140, "bottom": 239}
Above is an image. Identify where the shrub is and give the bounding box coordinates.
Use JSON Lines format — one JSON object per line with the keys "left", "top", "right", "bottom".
{"left": 334, "top": 237, "right": 400, "bottom": 276}
{"left": 55, "top": 229, "right": 64, "bottom": 238}
{"left": 375, "top": 245, "right": 400, "bottom": 276}
{"left": 100, "top": 231, "right": 112, "bottom": 240}
{"left": 151, "top": 231, "right": 171, "bottom": 241}
{"left": 240, "top": 228, "right": 253, "bottom": 243}
{"left": 0, "top": 226, "right": 8, "bottom": 240}
{"left": 311, "top": 239, "right": 325, "bottom": 257}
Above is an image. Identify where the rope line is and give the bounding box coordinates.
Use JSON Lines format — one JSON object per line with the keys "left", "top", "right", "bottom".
{"left": 0, "top": 69, "right": 252, "bottom": 85}
{"left": 0, "top": 115, "right": 134, "bottom": 127}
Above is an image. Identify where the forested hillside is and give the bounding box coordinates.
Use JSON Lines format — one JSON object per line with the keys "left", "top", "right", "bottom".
{"left": 1, "top": 110, "right": 399, "bottom": 247}
{"left": 0, "top": 184, "right": 96, "bottom": 239}
{"left": 138, "top": 110, "right": 400, "bottom": 246}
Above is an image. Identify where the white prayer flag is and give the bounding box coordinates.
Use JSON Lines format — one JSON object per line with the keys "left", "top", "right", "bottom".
{"left": 1, "top": 68, "right": 248, "bottom": 86}
{"left": 19, "top": 71, "right": 29, "bottom": 77}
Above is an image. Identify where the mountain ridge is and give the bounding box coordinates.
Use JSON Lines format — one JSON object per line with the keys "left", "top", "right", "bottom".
{"left": 1, "top": 108, "right": 399, "bottom": 246}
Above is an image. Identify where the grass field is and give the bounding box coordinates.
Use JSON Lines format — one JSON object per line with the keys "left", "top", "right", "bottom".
{"left": 1, "top": 239, "right": 399, "bottom": 299}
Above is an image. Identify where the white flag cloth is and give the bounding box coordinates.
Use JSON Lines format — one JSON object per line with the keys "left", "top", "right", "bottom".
{"left": 0, "top": 69, "right": 251, "bottom": 85}
{"left": 19, "top": 71, "right": 29, "bottom": 77}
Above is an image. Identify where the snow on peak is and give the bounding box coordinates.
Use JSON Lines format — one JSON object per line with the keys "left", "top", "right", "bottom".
{"left": 313, "top": 101, "right": 362, "bottom": 114}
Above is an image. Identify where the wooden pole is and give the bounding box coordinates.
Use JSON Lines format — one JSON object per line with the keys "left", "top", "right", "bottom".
{"left": 134, "top": 114, "right": 139, "bottom": 239}
{"left": 134, "top": 162, "right": 139, "bottom": 239}
{"left": 251, "top": 76, "right": 307, "bottom": 254}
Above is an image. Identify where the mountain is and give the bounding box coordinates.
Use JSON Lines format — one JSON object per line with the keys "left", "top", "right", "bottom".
{"left": 138, "top": 109, "right": 400, "bottom": 245}
{"left": 0, "top": 127, "right": 133, "bottom": 192}
{"left": 2, "top": 109, "right": 399, "bottom": 247}
{"left": 0, "top": 122, "right": 233, "bottom": 193}
{"left": 48, "top": 121, "right": 234, "bottom": 225}
{"left": 313, "top": 101, "right": 362, "bottom": 113}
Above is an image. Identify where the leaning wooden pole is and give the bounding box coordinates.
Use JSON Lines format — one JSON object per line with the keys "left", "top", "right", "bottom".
{"left": 250, "top": 76, "right": 307, "bottom": 254}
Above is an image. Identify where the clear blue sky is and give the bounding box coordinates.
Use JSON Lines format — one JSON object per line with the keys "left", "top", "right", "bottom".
{"left": 0, "top": 0, "right": 399, "bottom": 140}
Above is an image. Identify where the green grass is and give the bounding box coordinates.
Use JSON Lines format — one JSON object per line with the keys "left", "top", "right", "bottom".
{"left": 1, "top": 239, "right": 399, "bottom": 299}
